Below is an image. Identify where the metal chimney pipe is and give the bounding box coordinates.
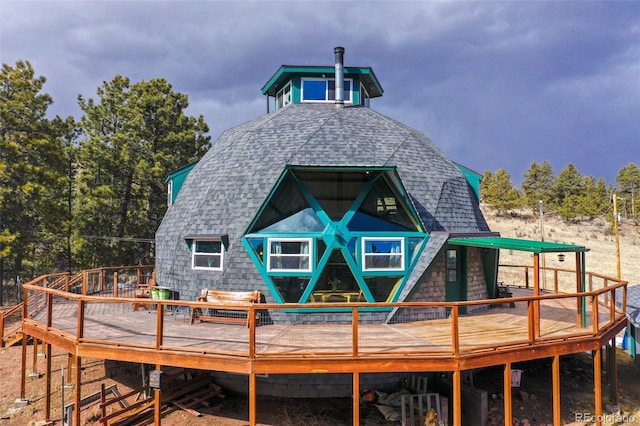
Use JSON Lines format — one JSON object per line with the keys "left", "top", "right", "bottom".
{"left": 334, "top": 47, "right": 345, "bottom": 109}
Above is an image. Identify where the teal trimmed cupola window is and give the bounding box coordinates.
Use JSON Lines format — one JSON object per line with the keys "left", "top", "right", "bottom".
{"left": 242, "top": 166, "right": 428, "bottom": 309}
{"left": 262, "top": 65, "right": 383, "bottom": 111}
{"left": 301, "top": 78, "right": 352, "bottom": 103}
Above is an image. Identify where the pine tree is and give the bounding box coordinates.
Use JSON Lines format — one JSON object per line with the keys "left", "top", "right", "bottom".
{"left": 579, "top": 176, "right": 609, "bottom": 219}
{"left": 0, "top": 61, "right": 69, "bottom": 297}
{"left": 552, "top": 163, "right": 584, "bottom": 221}
{"left": 616, "top": 163, "right": 640, "bottom": 221}
{"left": 75, "top": 76, "right": 211, "bottom": 267}
{"left": 481, "top": 169, "right": 521, "bottom": 214}
{"left": 521, "top": 160, "right": 554, "bottom": 214}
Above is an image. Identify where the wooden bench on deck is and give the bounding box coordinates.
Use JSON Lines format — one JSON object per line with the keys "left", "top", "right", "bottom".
{"left": 190, "top": 289, "right": 261, "bottom": 326}
{"left": 132, "top": 272, "right": 156, "bottom": 311}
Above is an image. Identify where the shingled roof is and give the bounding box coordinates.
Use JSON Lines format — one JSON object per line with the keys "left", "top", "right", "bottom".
{"left": 156, "top": 103, "right": 489, "bottom": 298}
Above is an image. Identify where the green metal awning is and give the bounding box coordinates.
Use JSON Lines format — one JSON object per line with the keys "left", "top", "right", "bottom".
{"left": 447, "top": 237, "right": 589, "bottom": 253}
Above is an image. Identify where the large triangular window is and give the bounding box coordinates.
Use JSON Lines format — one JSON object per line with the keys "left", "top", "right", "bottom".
{"left": 243, "top": 166, "right": 427, "bottom": 307}
{"left": 248, "top": 172, "right": 324, "bottom": 233}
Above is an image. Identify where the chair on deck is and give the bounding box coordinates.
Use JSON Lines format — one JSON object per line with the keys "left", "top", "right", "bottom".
{"left": 133, "top": 272, "right": 156, "bottom": 311}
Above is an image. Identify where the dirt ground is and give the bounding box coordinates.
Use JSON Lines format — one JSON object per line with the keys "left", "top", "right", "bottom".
{"left": 1, "top": 342, "right": 639, "bottom": 426}
{"left": 0, "top": 343, "right": 389, "bottom": 426}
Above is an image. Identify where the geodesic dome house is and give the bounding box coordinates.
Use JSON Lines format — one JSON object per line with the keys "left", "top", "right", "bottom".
{"left": 155, "top": 47, "right": 498, "bottom": 324}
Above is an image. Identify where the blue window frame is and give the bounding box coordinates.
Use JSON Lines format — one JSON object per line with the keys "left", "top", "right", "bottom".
{"left": 302, "top": 78, "right": 352, "bottom": 102}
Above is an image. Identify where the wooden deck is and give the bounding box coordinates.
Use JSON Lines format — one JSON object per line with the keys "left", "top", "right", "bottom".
{"left": 22, "top": 286, "right": 627, "bottom": 375}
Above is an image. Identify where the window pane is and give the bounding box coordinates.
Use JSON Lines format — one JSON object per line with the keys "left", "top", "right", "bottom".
{"left": 328, "top": 80, "right": 335, "bottom": 100}
{"left": 364, "top": 276, "right": 402, "bottom": 302}
{"left": 364, "top": 239, "right": 401, "bottom": 254}
{"left": 267, "top": 239, "right": 312, "bottom": 272}
{"left": 446, "top": 249, "right": 457, "bottom": 282}
{"left": 196, "top": 241, "right": 221, "bottom": 253}
{"left": 195, "top": 254, "right": 221, "bottom": 268}
{"left": 363, "top": 238, "right": 404, "bottom": 271}
{"left": 303, "top": 80, "right": 326, "bottom": 100}
{"left": 273, "top": 277, "right": 309, "bottom": 303}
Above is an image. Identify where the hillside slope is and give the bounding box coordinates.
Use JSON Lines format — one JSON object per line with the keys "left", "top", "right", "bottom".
{"left": 481, "top": 205, "right": 639, "bottom": 287}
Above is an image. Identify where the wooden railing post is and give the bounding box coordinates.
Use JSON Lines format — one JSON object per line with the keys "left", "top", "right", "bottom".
{"left": 609, "top": 288, "right": 616, "bottom": 326}
{"left": 525, "top": 266, "right": 529, "bottom": 289}
{"left": 156, "top": 303, "right": 164, "bottom": 351}
{"left": 77, "top": 300, "right": 85, "bottom": 343}
{"left": 248, "top": 305, "right": 256, "bottom": 360}
{"left": 527, "top": 300, "right": 535, "bottom": 345}
{"left": 23, "top": 286, "right": 29, "bottom": 319}
{"left": 451, "top": 305, "right": 459, "bottom": 357}
{"left": 352, "top": 306, "right": 359, "bottom": 358}
{"left": 113, "top": 272, "right": 118, "bottom": 298}
{"left": 592, "top": 295, "right": 599, "bottom": 336}
{"left": 533, "top": 254, "right": 540, "bottom": 340}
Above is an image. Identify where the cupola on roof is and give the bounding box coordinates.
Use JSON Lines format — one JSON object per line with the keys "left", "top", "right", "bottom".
{"left": 261, "top": 47, "right": 383, "bottom": 111}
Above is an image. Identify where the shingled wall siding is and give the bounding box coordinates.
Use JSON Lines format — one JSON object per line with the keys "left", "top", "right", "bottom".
{"left": 466, "top": 247, "right": 489, "bottom": 315}
{"left": 402, "top": 253, "right": 448, "bottom": 321}
{"left": 402, "top": 247, "right": 488, "bottom": 319}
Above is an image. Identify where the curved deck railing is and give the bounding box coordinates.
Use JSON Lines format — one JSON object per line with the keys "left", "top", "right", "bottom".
{"left": 15, "top": 264, "right": 628, "bottom": 373}
{"left": 1, "top": 265, "right": 154, "bottom": 347}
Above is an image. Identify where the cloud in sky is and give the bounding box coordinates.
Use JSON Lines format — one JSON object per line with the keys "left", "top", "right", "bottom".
{"left": 2, "top": 1, "right": 638, "bottom": 184}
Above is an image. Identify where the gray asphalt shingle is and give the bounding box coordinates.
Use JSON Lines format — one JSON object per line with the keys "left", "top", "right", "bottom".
{"left": 156, "top": 103, "right": 490, "bottom": 302}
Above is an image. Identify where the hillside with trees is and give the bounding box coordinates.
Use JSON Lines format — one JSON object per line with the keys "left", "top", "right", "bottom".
{"left": 482, "top": 161, "right": 638, "bottom": 225}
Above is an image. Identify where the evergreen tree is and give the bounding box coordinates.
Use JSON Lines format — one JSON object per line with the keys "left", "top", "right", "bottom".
{"left": 481, "top": 168, "right": 521, "bottom": 214}
{"left": 579, "top": 176, "right": 609, "bottom": 219}
{"left": 75, "top": 76, "right": 210, "bottom": 267}
{"left": 0, "top": 61, "right": 69, "bottom": 296}
{"left": 551, "top": 163, "right": 584, "bottom": 221}
{"left": 521, "top": 160, "right": 554, "bottom": 213}
{"left": 616, "top": 163, "right": 640, "bottom": 220}
{"left": 480, "top": 170, "right": 494, "bottom": 204}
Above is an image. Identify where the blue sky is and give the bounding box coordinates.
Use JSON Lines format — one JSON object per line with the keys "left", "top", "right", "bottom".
{"left": 2, "top": 1, "right": 638, "bottom": 185}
